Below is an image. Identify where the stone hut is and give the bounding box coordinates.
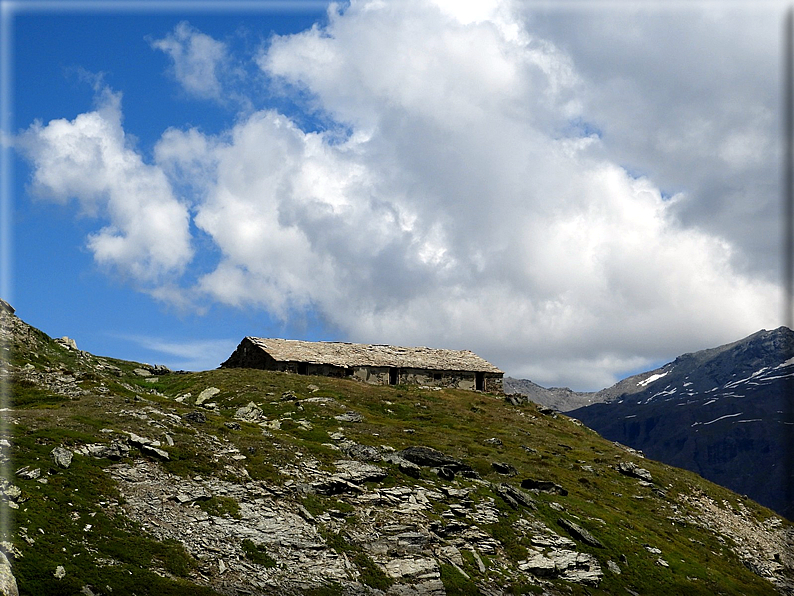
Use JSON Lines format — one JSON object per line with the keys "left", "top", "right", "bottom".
{"left": 221, "top": 337, "right": 504, "bottom": 393}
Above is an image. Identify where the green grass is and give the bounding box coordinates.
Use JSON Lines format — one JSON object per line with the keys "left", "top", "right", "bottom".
{"left": 241, "top": 539, "right": 277, "bottom": 567}
{"left": 197, "top": 496, "right": 241, "bottom": 519}
{"left": 10, "top": 380, "right": 69, "bottom": 407}
{"left": 439, "top": 563, "right": 482, "bottom": 595}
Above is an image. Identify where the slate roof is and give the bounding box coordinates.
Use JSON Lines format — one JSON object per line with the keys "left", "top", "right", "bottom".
{"left": 244, "top": 337, "right": 503, "bottom": 374}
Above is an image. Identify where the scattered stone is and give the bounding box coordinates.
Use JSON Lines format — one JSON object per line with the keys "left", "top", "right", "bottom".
{"left": 530, "top": 532, "right": 576, "bottom": 550}
{"left": 0, "top": 480, "right": 21, "bottom": 503}
{"left": 54, "top": 565, "right": 66, "bottom": 580}
{"left": 133, "top": 368, "right": 152, "bottom": 378}
{"left": 607, "top": 560, "right": 621, "bottom": 574}
{"left": 519, "top": 550, "right": 602, "bottom": 586}
{"left": 342, "top": 443, "right": 381, "bottom": 461}
{"left": 306, "top": 384, "right": 319, "bottom": 392}
{"left": 382, "top": 557, "right": 440, "bottom": 581}
{"left": 0, "top": 551, "right": 18, "bottom": 596}
{"left": 521, "top": 478, "right": 568, "bottom": 496}
{"left": 644, "top": 545, "right": 662, "bottom": 555}
{"left": 557, "top": 518, "right": 605, "bottom": 549}
{"left": 183, "top": 411, "right": 206, "bottom": 424}
{"left": 483, "top": 437, "right": 502, "bottom": 446}
{"left": 140, "top": 444, "right": 170, "bottom": 461}
{"left": 15, "top": 467, "right": 40, "bottom": 480}
{"left": 150, "top": 364, "right": 171, "bottom": 375}
{"left": 234, "top": 402, "right": 263, "bottom": 422}
{"left": 334, "top": 411, "right": 364, "bottom": 423}
{"left": 382, "top": 453, "right": 422, "bottom": 478}
{"left": 54, "top": 337, "right": 77, "bottom": 351}
{"left": 618, "top": 461, "right": 653, "bottom": 483}
{"left": 281, "top": 390, "right": 297, "bottom": 401}
{"left": 519, "top": 552, "right": 556, "bottom": 576}
{"left": 491, "top": 461, "right": 517, "bottom": 475}
{"left": 334, "top": 460, "right": 387, "bottom": 484}
{"left": 81, "top": 442, "right": 130, "bottom": 460}
{"left": 196, "top": 387, "right": 220, "bottom": 405}
{"left": 50, "top": 447, "right": 73, "bottom": 469}
{"left": 492, "top": 483, "right": 536, "bottom": 510}
{"left": 399, "top": 446, "right": 466, "bottom": 472}
{"left": 224, "top": 421, "right": 241, "bottom": 431}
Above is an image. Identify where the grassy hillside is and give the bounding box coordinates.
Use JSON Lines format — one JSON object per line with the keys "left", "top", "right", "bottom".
{"left": 2, "top": 309, "right": 793, "bottom": 595}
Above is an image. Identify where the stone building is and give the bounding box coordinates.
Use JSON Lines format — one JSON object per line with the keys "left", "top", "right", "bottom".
{"left": 221, "top": 337, "right": 504, "bottom": 393}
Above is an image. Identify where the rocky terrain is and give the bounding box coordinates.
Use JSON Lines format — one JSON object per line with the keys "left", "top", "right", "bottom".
{"left": 1, "top": 301, "right": 794, "bottom": 595}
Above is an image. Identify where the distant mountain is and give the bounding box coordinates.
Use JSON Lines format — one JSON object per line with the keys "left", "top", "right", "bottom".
{"left": 503, "top": 377, "right": 596, "bottom": 411}
{"left": 567, "top": 327, "right": 794, "bottom": 520}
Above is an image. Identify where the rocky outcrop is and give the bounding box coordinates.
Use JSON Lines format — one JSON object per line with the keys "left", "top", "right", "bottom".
{"left": 0, "top": 551, "right": 19, "bottom": 596}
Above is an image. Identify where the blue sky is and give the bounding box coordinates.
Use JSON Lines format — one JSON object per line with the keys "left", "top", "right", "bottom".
{"left": 2, "top": 1, "right": 787, "bottom": 390}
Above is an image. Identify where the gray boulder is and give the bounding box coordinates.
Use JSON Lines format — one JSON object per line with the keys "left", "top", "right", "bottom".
{"left": 493, "top": 483, "right": 536, "bottom": 510}
{"left": 184, "top": 411, "right": 206, "bottom": 424}
{"left": 196, "top": 387, "right": 220, "bottom": 405}
{"left": 334, "top": 411, "right": 364, "bottom": 423}
{"left": 50, "top": 447, "right": 73, "bottom": 469}
{"left": 492, "top": 461, "right": 517, "bottom": 475}
{"left": 521, "top": 478, "right": 568, "bottom": 496}
{"left": 0, "top": 551, "right": 18, "bottom": 596}
{"left": 557, "top": 518, "right": 605, "bottom": 548}
{"left": 234, "top": 402, "right": 263, "bottom": 422}
{"left": 618, "top": 461, "right": 653, "bottom": 483}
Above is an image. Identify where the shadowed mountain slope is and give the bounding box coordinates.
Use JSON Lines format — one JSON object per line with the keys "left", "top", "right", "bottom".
{"left": 568, "top": 327, "right": 794, "bottom": 521}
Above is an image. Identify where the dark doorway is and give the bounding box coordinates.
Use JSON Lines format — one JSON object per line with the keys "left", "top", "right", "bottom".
{"left": 475, "top": 372, "right": 484, "bottom": 391}
{"left": 389, "top": 368, "right": 399, "bottom": 385}
{"left": 298, "top": 362, "right": 308, "bottom": 375}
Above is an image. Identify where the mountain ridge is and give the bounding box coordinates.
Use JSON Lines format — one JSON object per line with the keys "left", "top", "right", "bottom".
{"left": 506, "top": 326, "right": 794, "bottom": 412}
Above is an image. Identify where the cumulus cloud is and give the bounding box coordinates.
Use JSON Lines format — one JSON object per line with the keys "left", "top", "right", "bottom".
{"left": 17, "top": 2, "right": 783, "bottom": 389}
{"left": 150, "top": 21, "right": 229, "bottom": 101}
{"left": 17, "top": 88, "right": 193, "bottom": 283}
{"left": 523, "top": 5, "right": 783, "bottom": 278}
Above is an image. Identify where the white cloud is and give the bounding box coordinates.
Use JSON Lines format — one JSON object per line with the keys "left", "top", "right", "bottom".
{"left": 193, "top": 1, "right": 777, "bottom": 388}
{"left": 150, "top": 21, "right": 229, "bottom": 101}
{"left": 523, "top": 4, "right": 784, "bottom": 278}
{"left": 17, "top": 88, "right": 193, "bottom": 283}
{"left": 18, "top": 4, "right": 784, "bottom": 390}
{"left": 117, "top": 333, "right": 238, "bottom": 371}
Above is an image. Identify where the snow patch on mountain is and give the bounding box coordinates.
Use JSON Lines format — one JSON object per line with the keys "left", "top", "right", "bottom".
{"left": 637, "top": 371, "right": 669, "bottom": 387}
